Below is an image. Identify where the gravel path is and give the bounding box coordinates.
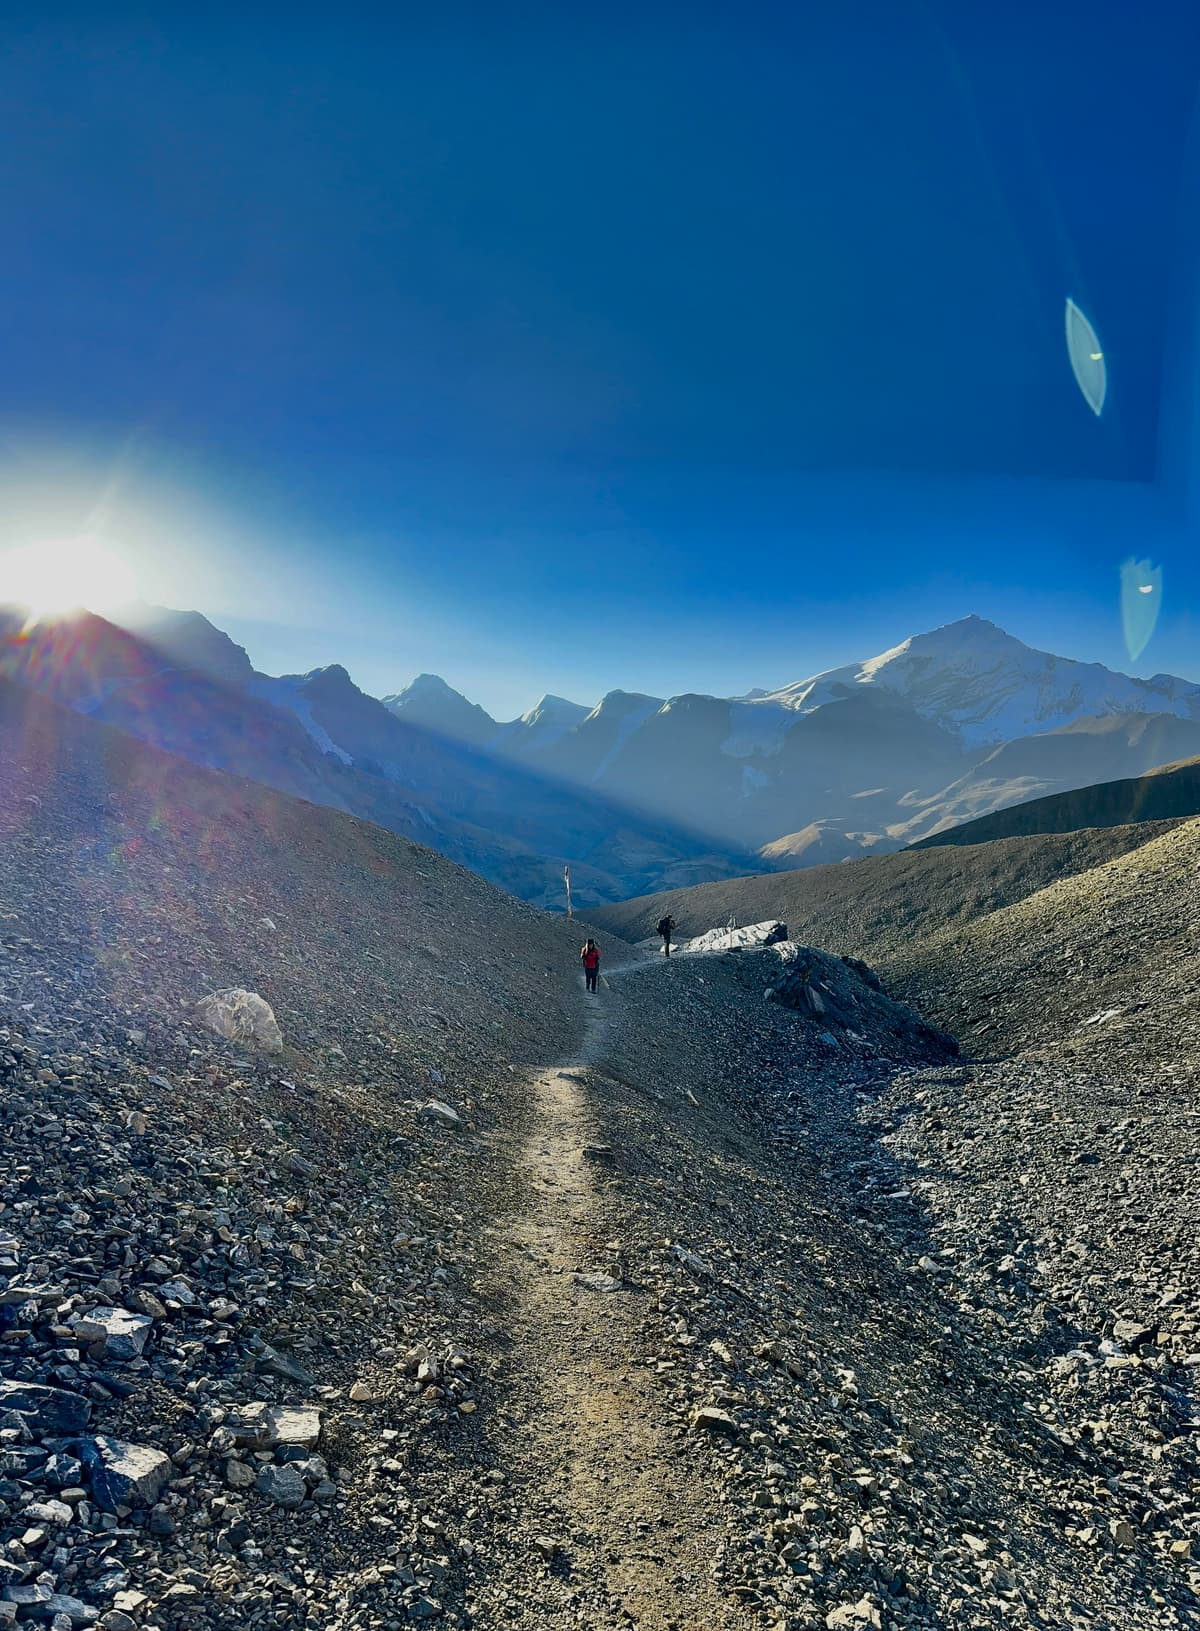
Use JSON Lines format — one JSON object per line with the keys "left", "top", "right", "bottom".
{"left": 477, "top": 959, "right": 750, "bottom": 1628}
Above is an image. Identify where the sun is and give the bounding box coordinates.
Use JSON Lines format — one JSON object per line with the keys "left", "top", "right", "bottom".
{"left": 0, "top": 536, "right": 138, "bottom": 619}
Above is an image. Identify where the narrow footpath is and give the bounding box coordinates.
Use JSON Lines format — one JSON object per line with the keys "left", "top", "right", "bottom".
{"left": 489, "top": 960, "right": 749, "bottom": 1629}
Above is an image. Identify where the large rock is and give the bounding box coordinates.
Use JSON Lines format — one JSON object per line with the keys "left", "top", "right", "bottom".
{"left": 686, "top": 920, "right": 789, "bottom": 954}
{"left": 0, "top": 1381, "right": 90, "bottom": 1433}
{"left": 72, "top": 1437, "right": 172, "bottom": 1511}
{"left": 69, "top": 1307, "right": 153, "bottom": 1360}
{"left": 194, "top": 988, "right": 283, "bottom": 1053}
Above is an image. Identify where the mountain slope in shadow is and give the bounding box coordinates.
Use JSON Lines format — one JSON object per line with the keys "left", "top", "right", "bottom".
{"left": 0, "top": 608, "right": 757, "bottom": 906}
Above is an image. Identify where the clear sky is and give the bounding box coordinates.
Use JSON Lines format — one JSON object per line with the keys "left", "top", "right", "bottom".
{"left": 2, "top": 4, "right": 1200, "bottom": 717}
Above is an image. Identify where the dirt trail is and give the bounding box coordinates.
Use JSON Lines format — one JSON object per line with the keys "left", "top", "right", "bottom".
{"left": 493, "top": 959, "right": 748, "bottom": 1630}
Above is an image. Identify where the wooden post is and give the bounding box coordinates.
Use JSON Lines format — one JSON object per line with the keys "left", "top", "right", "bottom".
{"left": 564, "top": 863, "right": 573, "bottom": 919}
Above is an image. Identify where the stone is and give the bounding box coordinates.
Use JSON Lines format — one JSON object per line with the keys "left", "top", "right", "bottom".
{"left": 574, "top": 1272, "right": 624, "bottom": 1293}
{"left": 226, "top": 1402, "right": 320, "bottom": 1449}
{"left": 99, "top": 1615, "right": 137, "bottom": 1631}
{"left": 24, "top": 1499, "right": 73, "bottom": 1525}
{"left": 69, "top": 1307, "right": 153, "bottom": 1360}
{"left": 125, "top": 1288, "right": 167, "bottom": 1319}
{"left": 224, "top": 1458, "right": 255, "bottom": 1489}
{"left": 0, "top": 1381, "right": 90, "bottom": 1433}
{"left": 689, "top": 1407, "right": 739, "bottom": 1439}
{"left": 256, "top": 1461, "right": 306, "bottom": 1508}
{"left": 39, "top": 1597, "right": 97, "bottom": 1627}
{"left": 5, "top": 1585, "right": 53, "bottom": 1606}
{"left": 73, "top": 1436, "right": 173, "bottom": 1511}
{"left": 269, "top": 1405, "right": 322, "bottom": 1448}
{"left": 421, "top": 1099, "right": 463, "bottom": 1127}
{"left": 44, "top": 1452, "right": 84, "bottom": 1488}
{"left": 157, "top": 1278, "right": 199, "bottom": 1306}
{"left": 194, "top": 988, "right": 284, "bottom": 1053}
{"left": 1112, "top": 1318, "right": 1155, "bottom": 1349}
{"left": 255, "top": 1346, "right": 316, "bottom": 1386}
{"left": 826, "top": 1598, "right": 882, "bottom": 1630}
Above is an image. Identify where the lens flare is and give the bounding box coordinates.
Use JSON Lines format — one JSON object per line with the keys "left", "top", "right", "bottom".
{"left": 0, "top": 537, "right": 137, "bottom": 619}
{"left": 1065, "top": 297, "right": 1106, "bottom": 417}
{"left": 1120, "top": 556, "right": 1162, "bottom": 662}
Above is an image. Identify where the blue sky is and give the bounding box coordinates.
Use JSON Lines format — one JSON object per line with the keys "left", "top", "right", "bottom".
{"left": 2, "top": 4, "right": 1200, "bottom": 715}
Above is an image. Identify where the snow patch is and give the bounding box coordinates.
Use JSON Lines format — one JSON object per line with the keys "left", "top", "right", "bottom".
{"left": 251, "top": 677, "right": 354, "bottom": 764}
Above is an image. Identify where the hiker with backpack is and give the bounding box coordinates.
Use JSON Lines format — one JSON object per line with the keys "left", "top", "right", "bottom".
{"left": 657, "top": 914, "right": 676, "bottom": 957}
{"left": 580, "top": 937, "right": 601, "bottom": 992}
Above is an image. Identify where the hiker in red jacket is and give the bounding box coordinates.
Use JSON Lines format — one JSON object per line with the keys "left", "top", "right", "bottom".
{"left": 580, "top": 938, "right": 601, "bottom": 993}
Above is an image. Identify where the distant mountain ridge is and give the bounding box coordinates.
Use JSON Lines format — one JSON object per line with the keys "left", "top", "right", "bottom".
{"left": 7, "top": 598, "right": 1200, "bottom": 896}
{"left": 372, "top": 614, "right": 1200, "bottom": 865}
{"left": 760, "top": 615, "right": 1200, "bottom": 744}
{"left": 0, "top": 605, "right": 757, "bottom": 908}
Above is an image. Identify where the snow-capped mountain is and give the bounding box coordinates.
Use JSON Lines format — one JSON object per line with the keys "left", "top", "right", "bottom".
{"left": 381, "top": 672, "right": 498, "bottom": 749}
{"left": 495, "top": 693, "right": 590, "bottom": 753}
{"left": 765, "top": 615, "right": 1200, "bottom": 745}
{"left": 475, "top": 616, "right": 1200, "bottom": 861}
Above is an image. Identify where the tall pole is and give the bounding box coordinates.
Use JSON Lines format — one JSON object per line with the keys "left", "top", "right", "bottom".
{"left": 564, "top": 863, "right": 573, "bottom": 919}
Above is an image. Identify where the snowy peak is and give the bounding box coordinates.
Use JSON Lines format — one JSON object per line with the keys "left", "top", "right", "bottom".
{"left": 390, "top": 672, "right": 467, "bottom": 702}
{"left": 511, "top": 693, "right": 589, "bottom": 750}
{"left": 583, "top": 689, "right": 666, "bottom": 726}
{"left": 519, "top": 692, "right": 588, "bottom": 728}
{"left": 768, "top": 617, "right": 1200, "bottom": 746}
{"left": 297, "top": 663, "right": 357, "bottom": 695}
{"left": 382, "top": 672, "right": 497, "bottom": 747}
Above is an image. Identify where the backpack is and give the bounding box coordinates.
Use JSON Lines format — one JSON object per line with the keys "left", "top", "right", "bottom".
{"left": 657, "top": 916, "right": 672, "bottom": 936}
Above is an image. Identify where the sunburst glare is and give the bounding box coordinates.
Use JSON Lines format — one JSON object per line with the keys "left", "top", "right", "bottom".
{"left": 0, "top": 536, "right": 138, "bottom": 619}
